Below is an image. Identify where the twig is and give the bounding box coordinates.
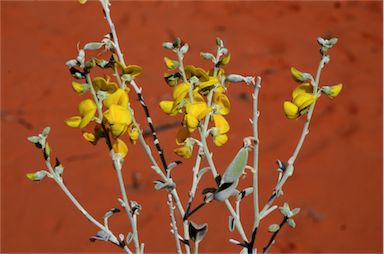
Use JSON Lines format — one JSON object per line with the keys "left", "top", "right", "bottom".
{"left": 260, "top": 55, "right": 327, "bottom": 217}
{"left": 262, "top": 217, "right": 287, "bottom": 254}
{"left": 168, "top": 193, "right": 183, "bottom": 254}
{"left": 44, "top": 157, "right": 130, "bottom": 253}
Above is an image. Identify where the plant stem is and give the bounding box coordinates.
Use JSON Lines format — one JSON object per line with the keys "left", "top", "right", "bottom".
{"left": 262, "top": 217, "right": 287, "bottom": 254}
{"left": 44, "top": 158, "right": 130, "bottom": 253}
{"left": 113, "top": 157, "right": 141, "bottom": 254}
{"left": 252, "top": 77, "right": 261, "bottom": 231}
{"left": 168, "top": 193, "right": 183, "bottom": 254}
{"left": 260, "top": 55, "right": 327, "bottom": 217}
{"left": 225, "top": 199, "right": 248, "bottom": 243}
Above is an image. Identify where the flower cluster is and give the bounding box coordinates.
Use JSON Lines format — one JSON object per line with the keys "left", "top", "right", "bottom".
{"left": 64, "top": 43, "right": 142, "bottom": 158}
{"left": 159, "top": 38, "right": 232, "bottom": 158}
{"left": 283, "top": 67, "right": 342, "bottom": 119}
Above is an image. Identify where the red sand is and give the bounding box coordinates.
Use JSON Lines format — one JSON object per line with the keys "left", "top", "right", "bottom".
{"left": 1, "top": 1, "right": 382, "bottom": 253}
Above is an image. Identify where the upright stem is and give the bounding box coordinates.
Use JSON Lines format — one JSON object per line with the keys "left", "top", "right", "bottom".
{"left": 261, "top": 55, "right": 327, "bottom": 215}
{"left": 252, "top": 77, "right": 262, "bottom": 230}
{"left": 113, "top": 158, "right": 141, "bottom": 254}
{"left": 168, "top": 193, "right": 183, "bottom": 254}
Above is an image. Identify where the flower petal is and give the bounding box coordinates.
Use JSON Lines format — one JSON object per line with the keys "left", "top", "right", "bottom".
{"left": 283, "top": 101, "right": 299, "bottom": 119}
{"left": 292, "top": 83, "right": 313, "bottom": 99}
{"left": 159, "top": 100, "right": 176, "bottom": 115}
{"left": 213, "top": 114, "right": 230, "bottom": 134}
{"left": 78, "top": 99, "right": 97, "bottom": 128}
{"left": 103, "top": 88, "right": 129, "bottom": 108}
{"left": 172, "top": 83, "right": 190, "bottom": 101}
{"left": 65, "top": 116, "right": 82, "bottom": 128}
{"left": 174, "top": 145, "right": 192, "bottom": 159}
{"left": 213, "top": 92, "right": 230, "bottom": 115}
{"left": 110, "top": 123, "right": 128, "bottom": 138}
{"left": 293, "top": 93, "right": 316, "bottom": 111}
{"left": 186, "top": 102, "right": 210, "bottom": 120}
{"left": 104, "top": 104, "right": 132, "bottom": 125}
{"left": 213, "top": 134, "right": 228, "bottom": 147}
{"left": 329, "top": 83, "right": 342, "bottom": 98}
{"left": 112, "top": 138, "right": 128, "bottom": 158}
{"left": 83, "top": 132, "right": 96, "bottom": 142}
{"left": 184, "top": 114, "right": 199, "bottom": 133}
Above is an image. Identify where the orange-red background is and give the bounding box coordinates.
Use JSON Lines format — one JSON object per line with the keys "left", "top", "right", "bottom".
{"left": 1, "top": 1, "right": 383, "bottom": 253}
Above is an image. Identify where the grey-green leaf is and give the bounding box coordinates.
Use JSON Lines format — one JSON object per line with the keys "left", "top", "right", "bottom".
{"left": 268, "top": 224, "right": 280, "bottom": 233}
{"left": 287, "top": 218, "right": 296, "bottom": 228}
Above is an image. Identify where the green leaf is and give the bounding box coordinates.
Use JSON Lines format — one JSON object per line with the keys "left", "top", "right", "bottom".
{"left": 268, "top": 224, "right": 280, "bottom": 233}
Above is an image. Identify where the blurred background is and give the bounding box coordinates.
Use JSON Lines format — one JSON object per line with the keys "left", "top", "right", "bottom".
{"left": 1, "top": 1, "right": 382, "bottom": 253}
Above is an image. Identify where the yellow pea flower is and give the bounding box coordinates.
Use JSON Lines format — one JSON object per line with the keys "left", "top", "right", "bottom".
{"left": 174, "top": 145, "right": 193, "bottom": 159}
{"left": 212, "top": 114, "right": 230, "bottom": 134}
{"left": 184, "top": 102, "right": 211, "bottom": 132}
{"left": 65, "top": 99, "right": 96, "bottom": 128}
{"left": 213, "top": 134, "right": 228, "bottom": 147}
{"left": 65, "top": 116, "right": 82, "bottom": 128}
{"left": 172, "top": 83, "right": 190, "bottom": 101}
{"left": 164, "top": 57, "right": 179, "bottom": 70}
{"left": 83, "top": 132, "right": 96, "bottom": 143}
{"left": 283, "top": 101, "right": 299, "bottom": 119}
{"left": 293, "top": 93, "right": 316, "bottom": 111}
{"left": 292, "top": 83, "right": 313, "bottom": 99}
{"left": 79, "top": 0, "right": 87, "bottom": 4}
{"left": 213, "top": 92, "right": 230, "bottom": 115}
{"left": 72, "top": 82, "right": 88, "bottom": 94}
{"left": 198, "top": 76, "right": 219, "bottom": 93}
{"left": 184, "top": 114, "right": 199, "bottom": 132}
{"left": 184, "top": 65, "right": 209, "bottom": 82}
{"left": 103, "top": 88, "right": 129, "bottom": 108}
{"left": 159, "top": 100, "right": 176, "bottom": 115}
{"left": 112, "top": 54, "right": 143, "bottom": 78}
{"left": 185, "top": 102, "right": 211, "bottom": 120}
{"left": 93, "top": 76, "right": 118, "bottom": 93}
{"left": 128, "top": 124, "right": 140, "bottom": 144}
{"left": 112, "top": 138, "right": 128, "bottom": 158}
{"left": 329, "top": 84, "right": 343, "bottom": 98}
{"left": 221, "top": 54, "right": 231, "bottom": 65}
{"left": 104, "top": 104, "right": 132, "bottom": 137}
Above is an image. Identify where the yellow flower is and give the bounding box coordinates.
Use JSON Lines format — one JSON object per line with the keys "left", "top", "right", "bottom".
{"left": 83, "top": 132, "right": 96, "bottom": 143}
{"left": 72, "top": 82, "right": 88, "bottom": 94}
{"left": 184, "top": 102, "right": 211, "bottom": 132}
{"left": 79, "top": 0, "right": 87, "bottom": 4}
{"left": 213, "top": 92, "right": 230, "bottom": 115}
{"left": 128, "top": 124, "right": 140, "bottom": 144}
{"left": 329, "top": 84, "right": 343, "bottom": 98}
{"left": 65, "top": 99, "right": 97, "bottom": 128}
{"left": 172, "top": 82, "right": 190, "bottom": 101}
{"left": 283, "top": 101, "right": 299, "bottom": 119}
{"left": 213, "top": 134, "right": 228, "bottom": 146}
{"left": 104, "top": 104, "right": 132, "bottom": 137}
{"left": 221, "top": 54, "right": 231, "bottom": 65}
{"left": 112, "top": 138, "right": 128, "bottom": 158}
{"left": 290, "top": 67, "right": 304, "bottom": 82}
{"left": 93, "top": 76, "right": 118, "bottom": 93}
{"left": 164, "top": 57, "right": 179, "bottom": 70}
{"left": 198, "top": 76, "right": 219, "bottom": 95}
{"left": 184, "top": 65, "right": 209, "bottom": 82}
{"left": 174, "top": 145, "right": 193, "bottom": 159}
{"left": 113, "top": 54, "right": 143, "bottom": 78}
{"left": 159, "top": 100, "right": 178, "bottom": 116}
{"left": 212, "top": 114, "right": 229, "bottom": 134}
{"left": 283, "top": 82, "right": 316, "bottom": 119}
{"left": 103, "top": 88, "right": 129, "bottom": 108}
